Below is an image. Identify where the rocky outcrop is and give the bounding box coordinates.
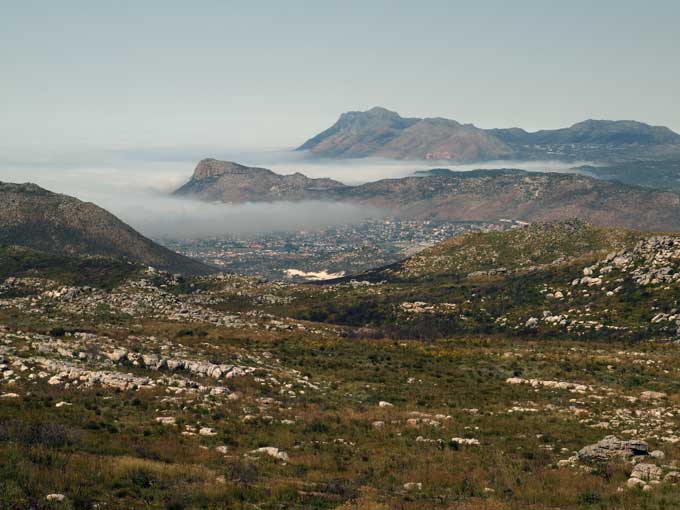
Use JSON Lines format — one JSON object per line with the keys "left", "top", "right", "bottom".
{"left": 174, "top": 159, "right": 347, "bottom": 202}
{"left": 577, "top": 436, "right": 649, "bottom": 463}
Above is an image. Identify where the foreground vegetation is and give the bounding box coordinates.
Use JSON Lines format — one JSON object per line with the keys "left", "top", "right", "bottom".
{"left": 2, "top": 221, "right": 680, "bottom": 509}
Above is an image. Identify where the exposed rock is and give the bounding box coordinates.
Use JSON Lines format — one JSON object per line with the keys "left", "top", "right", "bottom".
{"left": 631, "top": 463, "right": 662, "bottom": 482}
{"left": 451, "top": 437, "right": 480, "bottom": 446}
{"left": 252, "top": 447, "right": 289, "bottom": 462}
{"left": 650, "top": 450, "right": 665, "bottom": 460}
{"left": 577, "top": 436, "right": 648, "bottom": 463}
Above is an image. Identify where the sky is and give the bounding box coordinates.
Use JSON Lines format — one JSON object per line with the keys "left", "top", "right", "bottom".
{"left": 2, "top": 0, "right": 679, "bottom": 163}
{"left": 1, "top": 1, "right": 678, "bottom": 239}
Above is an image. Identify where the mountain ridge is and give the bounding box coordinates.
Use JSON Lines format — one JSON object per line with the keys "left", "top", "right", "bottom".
{"left": 298, "top": 107, "right": 680, "bottom": 161}
{"left": 174, "top": 159, "right": 680, "bottom": 231}
{"left": 0, "top": 182, "right": 216, "bottom": 275}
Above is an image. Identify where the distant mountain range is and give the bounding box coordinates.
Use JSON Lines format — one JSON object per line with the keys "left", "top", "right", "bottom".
{"left": 297, "top": 107, "right": 680, "bottom": 162}
{"left": 0, "top": 182, "right": 215, "bottom": 275}
{"left": 175, "top": 159, "right": 680, "bottom": 231}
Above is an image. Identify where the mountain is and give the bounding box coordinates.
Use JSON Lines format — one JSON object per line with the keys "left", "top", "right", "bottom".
{"left": 174, "top": 159, "right": 347, "bottom": 202}
{"left": 489, "top": 119, "right": 680, "bottom": 146}
{"left": 298, "top": 107, "right": 680, "bottom": 162}
{"left": 344, "top": 170, "right": 680, "bottom": 230}
{"left": 0, "top": 182, "right": 215, "bottom": 275}
{"left": 576, "top": 158, "right": 680, "bottom": 192}
{"left": 298, "top": 107, "right": 514, "bottom": 161}
{"left": 175, "top": 160, "right": 680, "bottom": 231}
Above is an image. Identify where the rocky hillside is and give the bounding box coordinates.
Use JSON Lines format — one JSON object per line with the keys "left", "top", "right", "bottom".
{"left": 383, "top": 220, "right": 644, "bottom": 281}
{"left": 3, "top": 219, "right": 680, "bottom": 508}
{"left": 174, "top": 159, "right": 347, "bottom": 202}
{"left": 298, "top": 107, "right": 680, "bottom": 162}
{"left": 176, "top": 161, "right": 680, "bottom": 231}
{"left": 0, "top": 182, "right": 215, "bottom": 275}
{"left": 344, "top": 170, "right": 680, "bottom": 231}
{"left": 294, "top": 220, "right": 680, "bottom": 341}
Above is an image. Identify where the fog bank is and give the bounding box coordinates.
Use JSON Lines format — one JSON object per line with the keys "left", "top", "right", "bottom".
{"left": 0, "top": 150, "right": 591, "bottom": 239}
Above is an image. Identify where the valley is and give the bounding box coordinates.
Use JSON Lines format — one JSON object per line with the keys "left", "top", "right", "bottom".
{"left": 160, "top": 219, "right": 516, "bottom": 280}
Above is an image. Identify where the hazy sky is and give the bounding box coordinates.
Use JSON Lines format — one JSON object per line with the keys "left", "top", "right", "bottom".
{"left": 2, "top": 0, "right": 679, "bottom": 160}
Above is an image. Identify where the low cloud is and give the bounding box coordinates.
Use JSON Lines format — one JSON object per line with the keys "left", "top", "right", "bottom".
{"left": 0, "top": 158, "right": 381, "bottom": 239}
{"left": 0, "top": 149, "right": 592, "bottom": 239}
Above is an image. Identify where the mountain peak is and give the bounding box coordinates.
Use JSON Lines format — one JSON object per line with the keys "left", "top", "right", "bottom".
{"left": 297, "top": 108, "right": 504, "bottom": 160}
{"left": 300, "top": 109, "right": 680, "bottom": 161}
{"left": 175, "top": 159, "right": 345, "bottom": 202}
{"left": 191, "top": 159, "right": 265, "bottom": 180}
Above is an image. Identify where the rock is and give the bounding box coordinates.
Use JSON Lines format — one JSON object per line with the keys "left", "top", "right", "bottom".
{"left": 372, "top": 421, "right": 385, "bottom": 429}
{"left": 664, "top": 471, "right": 680, "bottom": 482}
{"left": 215, "top": 445, "right": 229, "bottom": 454}
{"left": 46, "top": 494, "right": 66, "bottom": 502}
{"left": 650, "top": 450, "right": 665, "bottom": 460}
{"left": 631, "top": 463, "right": 662, "bottom": 482}
{"left": 525, "top": 317, "right": 539, "bottom": 328}
{"left": 451, "top": 437, "right": 480, "bottom": 446}
{"left": 199, "top": 427, "right": 216, "bottom": 436}
{"left": 403, "top": 482, "right": 422, "bottom": 491}
{"left": 155, "top": 416, "right": 176, "bottom": 425}
{"left": 577, "top": 436, "right": 648, "bottom": 463}
{"left": 640, "top": 391, "right": 667, "bottom": 401}
{"left": 252, "top": 447, "right": 289, "bottom": 462}
{"left": 166, "top": 359, "right": 185, "bottom": 371}
{"left": 105, "top": 349, "right": 127, "bottom": 363}
{"left": 627, "top": 477, "right": 645, "bottom": 489}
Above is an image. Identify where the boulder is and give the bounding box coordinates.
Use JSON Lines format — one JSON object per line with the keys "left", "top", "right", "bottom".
{"left": 631, "top": 463, "right": 662, "bottom": 482}
{"left": 252, "top": 446, "right": 289, "bottom": 462}
{"left": 577, "top": 436, "right": 648, "bottom": 463}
